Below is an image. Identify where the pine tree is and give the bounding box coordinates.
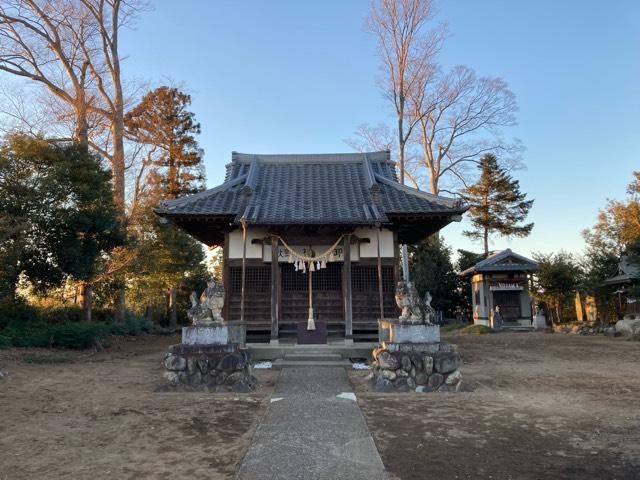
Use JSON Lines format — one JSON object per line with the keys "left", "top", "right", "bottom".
{"left": 125, "top": 86, "right": 205, "bottom": 200}
{"left": 125, "top": 87, "right": 208, "bottom": 328}
{"left": 463, "top": 154, "right": 534, "bottom": 256}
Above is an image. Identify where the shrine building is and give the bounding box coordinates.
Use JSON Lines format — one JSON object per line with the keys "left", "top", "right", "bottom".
{"left": 459, "top": 249, "right": 538, "bottom": 329}
{"left": 155, "top": 151, "right": 466, "bottom": 343}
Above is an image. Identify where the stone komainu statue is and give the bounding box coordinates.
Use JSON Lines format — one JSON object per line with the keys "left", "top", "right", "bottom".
{"left": 395, "top": 281, "right": 436, "bottom": 325}
{"left": 187, "top": 280, "right": 225, "bottom": 326}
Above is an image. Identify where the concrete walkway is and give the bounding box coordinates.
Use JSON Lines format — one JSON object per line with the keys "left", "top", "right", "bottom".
{"left": 236, "top": 367, "right": 388, "bottom": 480}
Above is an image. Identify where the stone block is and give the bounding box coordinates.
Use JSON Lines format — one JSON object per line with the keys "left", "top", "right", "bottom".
{"left": 415, "top": 373, "right": 428, "bottom": 385}
{"left": 423, "top": 356, "right": 434, "bottom": 374}
{"left": 401, "top": 355, "right": 412, "bottom": 372}
{"left": 434, "top": 352, "right": 461, "bottom": 374}
{"left": 374, "top": 378, "right": 394, "bottom": 393}
{"left": 376, "top": 351, "right": 399, "bottom": 370}
{"left": 218, "top": 352, "right": 247, "bottom": 371}
{"left": 163, "top": 371, "right": 180, "bottom": 384}
{"left": 393, "top": 377, "right": 409, "bottom": 390}
{"left": 445, "top": 369, "right": 462, "bottom": 386}
{"left": 615, "top": 318, "right": 640, "bottom": 336}
{"left": 182, "top": 325, "right": 229, "bottom": 345}
{"left": 415, "top": 385, "right": 433, "bottom": 393}
{"left": 428, "top": 373, "right": 444, "bottom": 389}
{"left": 389, "top": 323, "right": 441, "bottom": 343}
{"left": 380, "top": 369, "right": 397, "bottom": 381}
{"left": 164, "top": 354, "right": 186, "bottom": 371}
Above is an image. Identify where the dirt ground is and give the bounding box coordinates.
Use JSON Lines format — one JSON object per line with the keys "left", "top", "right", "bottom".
{"left": 0, "top": 335, "right": 279, "bottom": 480}
{"left": 2, "top": 332, "right": 639, "bottom": 479}
{"left": 351, "top": 331, "right": 640, "bottom": 480}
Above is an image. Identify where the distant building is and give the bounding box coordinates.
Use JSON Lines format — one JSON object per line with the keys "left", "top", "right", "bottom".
{"left": 459, "top": 249, "right": 538, "bottom": 329}
{"left": 603, "top": 256, "right": 640, "bottom": 316}
{"left": 156, "top": 151, "right": 467, "bottom": 343}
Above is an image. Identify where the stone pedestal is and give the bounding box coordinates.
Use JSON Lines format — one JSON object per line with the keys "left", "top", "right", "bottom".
{"left": 182, "top": 325, "right": 228, "bottom": 345}
{"left": 372, "top": 319, "right": 462, "bottom": 393}
{"left": 161, "top": 343, "right": 257, "bottom": 393}
{"left": 160, "top": 322, "right": 254, "bottom": 393}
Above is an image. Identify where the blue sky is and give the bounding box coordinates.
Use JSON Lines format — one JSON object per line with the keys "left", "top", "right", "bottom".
{"left": 121, "top": 0, "right": 639, "bottom": 258}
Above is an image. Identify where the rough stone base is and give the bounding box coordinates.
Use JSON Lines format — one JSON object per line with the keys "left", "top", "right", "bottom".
{"left": 160, "top": 343, "right": 257, "bottom": 393}
{"left": 370, "top": 343, "right": 462, "bottom": 393}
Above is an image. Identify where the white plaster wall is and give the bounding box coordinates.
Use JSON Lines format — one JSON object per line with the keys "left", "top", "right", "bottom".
{"left": 472, "top": 279, "right": 490, "bottom": 325}
{"left": 354, "top": 227, "right": 395, "bottom": 258}
{"left": 227, "top": 228, "right": 267, "bottom": 259}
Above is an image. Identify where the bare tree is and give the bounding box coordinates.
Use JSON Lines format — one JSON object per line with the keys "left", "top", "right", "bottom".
{"left": 344, "top": 122, "right": 422, "bottom": 189}
{"left": 366, "top": 0, "right": 444, "bottom": 186}
{"left": 0, "top": 0, "right": 141, "bottom": 321}
{"left": 409, "top": 65, "right": 519, "bottom": 195}
{"left": 0, "top": 0, "right": 140, "bottom": 212}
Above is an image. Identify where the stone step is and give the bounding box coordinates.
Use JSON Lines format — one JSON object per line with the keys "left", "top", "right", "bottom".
{"left": 272, "top": 359, "right": 352, "bottom": 369}
{"left": 284, "top": 353, "right": 343, "bottom": 362}
{"left": 502, "top": 325, "right": 535, "bottom": 332}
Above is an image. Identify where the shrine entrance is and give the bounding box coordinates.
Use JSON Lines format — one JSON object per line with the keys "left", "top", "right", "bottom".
{"left": 280, "top": 262, "right": 344, "bottom": 340}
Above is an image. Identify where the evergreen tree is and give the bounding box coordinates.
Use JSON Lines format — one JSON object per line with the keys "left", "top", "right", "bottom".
{"left": 125, "top": 87, "right": 208, "bottom": 328}
{"left": 456, "top": 249, "right": 486, "bottom": 318}
{"left": 0, "top": 134, "right": 123, "bottom": 303}
{"left": 463, "top": 154, "right": 534, "bottom": 256}
{"left": 125, "top": 86, "right": 205, "bottom": 199}
{"left": 409, "top": 240, "right": 460, "bottom": 317}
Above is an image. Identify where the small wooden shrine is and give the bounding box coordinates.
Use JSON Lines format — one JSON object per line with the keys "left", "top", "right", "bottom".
{"left": 459, "top": 249, "right": 538, "bottom": 328}
{"left": 156, "top": 151, "right": 466, "bottom": 343}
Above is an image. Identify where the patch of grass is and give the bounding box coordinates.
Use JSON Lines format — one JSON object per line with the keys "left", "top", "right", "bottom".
{"left": 22, "top": 353, "right": 76, "bottom": 364}
{"left": 462, "top": 324, "right": 494, "bottom": 334}
{"left": 441, "top": 323, "right": 472, "bottom": 332}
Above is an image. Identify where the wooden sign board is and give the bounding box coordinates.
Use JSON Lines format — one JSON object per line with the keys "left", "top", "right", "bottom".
{"left": 262, "top": 245, "right": 359, "bottom": 262}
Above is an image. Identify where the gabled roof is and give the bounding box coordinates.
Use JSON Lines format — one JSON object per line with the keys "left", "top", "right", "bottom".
{"left": 603, "top": 256, "right": 640, "bottom": 286}
{"left": 155, "top": 151, "right": 467, "bottom": 245}
{"left": 459, "top": 249, "right": 538, "bottom": 277}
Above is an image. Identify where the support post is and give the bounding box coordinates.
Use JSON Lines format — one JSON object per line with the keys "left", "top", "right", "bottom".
{"left": 376, "top": 228, "right": 385, "bottom": 320}
{"left": 240, "top": 220, "right": 247, "bottom": 346}
{"left": 270, "top": 236, "right": 279, "bottom": 342}
{"left": 343, "top": 235, "right": 353, "bottom": 341}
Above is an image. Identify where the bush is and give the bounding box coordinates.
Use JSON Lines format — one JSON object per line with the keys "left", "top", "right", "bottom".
{"left": 0, "top": 299, "right": 40, "bottom": 330}
{"left": 0, "top": 304, "right": 157, "bottom": 350}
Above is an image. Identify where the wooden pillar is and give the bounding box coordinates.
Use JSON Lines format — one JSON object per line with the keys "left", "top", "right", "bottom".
{"left": 342, "top": 235, "right": 353, "bottom": 340}
{"left": 376, "top": 228, "right": 384, "bottom": 320}
{"left": 222, "top": 233, "right": 230, "bottom": 321}
{"left": 270, "top": 236, "right": 279, "bottom": 341}
{"left": 240, "top": 220, "right": 247, "bottom": 325}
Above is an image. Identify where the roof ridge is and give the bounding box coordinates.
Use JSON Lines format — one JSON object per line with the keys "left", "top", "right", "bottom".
{"left": 156, "top": 174, "right": 248, "bottom": 211}
{"left": 373, "top": 173, "right": 463, "bottom": 208}
{"left": 231, "top": 151, "right": 391, "bottom": 164}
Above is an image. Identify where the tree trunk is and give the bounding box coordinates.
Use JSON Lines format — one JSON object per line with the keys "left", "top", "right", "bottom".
{"left": 168, "top": 285, "right": 178, "bottom": 330}
{"left": 145, "top": 303, "right": 154, "bottom": 323}
{"left": 483, "top": 228, "right": 489, "bottom": 257}
{"left": 115, "top": 288, "right": 125, "bottom": 323}
{"left": 78, "top": 282, "right": 92, "bottom": 322}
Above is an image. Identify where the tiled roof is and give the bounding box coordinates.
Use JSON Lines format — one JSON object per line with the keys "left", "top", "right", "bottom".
{"left": 459, "top": 249, "right": 538, "bottom": 276}
{"left": 156, "top": 151, "right": 466, "bottom": 226}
